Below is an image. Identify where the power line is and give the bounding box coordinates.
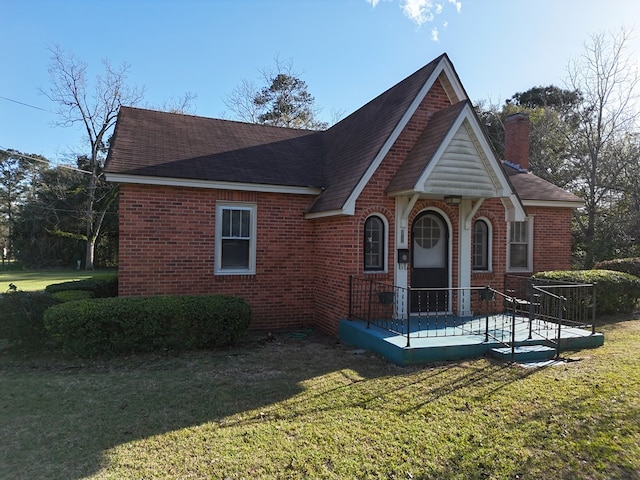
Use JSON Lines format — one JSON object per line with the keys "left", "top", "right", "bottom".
{"left": 0, "top": 95, "right": 51, "bottom": 113}
{"left": 0, "top": 147, "right": 92, "bottom": 174}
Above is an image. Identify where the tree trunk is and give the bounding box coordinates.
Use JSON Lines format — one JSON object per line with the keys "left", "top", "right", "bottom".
{"left": 85, "top": 236, "right": 95, "bottom": 271}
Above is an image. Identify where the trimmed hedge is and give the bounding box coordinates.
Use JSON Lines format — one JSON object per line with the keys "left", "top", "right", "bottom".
{"left": 45, "top": 272, "right": 118, "bottom": 298}
{"left": 50, "top": 289, "right": 95, "bottom": 302}
{"left": 43, "top": 295, "right": 252, "bottom": 357}
{"left": 593, "top": 258, "right": 640, "bottom": 278}
{"left": 533, "top": 270, "right": 640, "bottom": 315}
{"left": 0, "top": 291, "right": 61, "bottom": 348}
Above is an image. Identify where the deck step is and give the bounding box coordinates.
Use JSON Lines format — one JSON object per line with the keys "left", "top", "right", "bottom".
{"left": 491, "top": 344, "right": 557, "bottom": 362}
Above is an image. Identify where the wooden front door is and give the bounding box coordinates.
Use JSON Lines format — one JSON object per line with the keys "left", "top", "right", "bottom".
{"left": 411, "top": 211, "right": 449, "bottom": 312}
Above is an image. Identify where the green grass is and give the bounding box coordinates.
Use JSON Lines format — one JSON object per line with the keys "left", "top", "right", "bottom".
{"left": 0, "top": 269, "right": 107, "bottom": 292}
{"left": 1, "top": 317, "right": 639, "bottom": 479}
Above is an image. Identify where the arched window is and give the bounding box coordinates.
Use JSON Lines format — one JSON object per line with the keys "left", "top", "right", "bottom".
{"left": 364, "top": 215, "right": 385, "bottom": 271}
{"left": 473, "top": 219, "right": 490, "bottom": 271}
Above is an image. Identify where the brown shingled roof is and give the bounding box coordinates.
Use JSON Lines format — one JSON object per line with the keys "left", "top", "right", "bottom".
{"left": 387, "top": 100, "right": 468, "bottom": 194}
{"left": 105, "top": 55, "right": 449, "bottom": 212}
{"left": 504, "top": 164, "right": 583, "bottom": 204}
{"left": 105, "top": 54, "right": 579, "bottom": 214}
{"left": 105, "top": 107, "right": 323, "bottom": 188}
{"left": 307, "top": 55, "right": 444, "bottom": 213}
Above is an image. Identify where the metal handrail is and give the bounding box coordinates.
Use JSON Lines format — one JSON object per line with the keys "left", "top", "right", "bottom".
{"left": 348, "top": 275, "right": 596, "bottom": 361}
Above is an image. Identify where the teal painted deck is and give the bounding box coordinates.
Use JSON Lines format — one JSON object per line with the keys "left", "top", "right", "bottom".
{"left": 339, "top": 315, "right": 604, "bottom": 366}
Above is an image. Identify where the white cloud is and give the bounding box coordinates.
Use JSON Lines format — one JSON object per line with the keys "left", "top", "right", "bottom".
{"left": 367, "top": 0, "right": 462, "bottom": 39}
{"left": 448, "top": 0, "right": 462, "bottom": 13}
{"left": 400, "top": 0, "right": 435, "bottom": 26}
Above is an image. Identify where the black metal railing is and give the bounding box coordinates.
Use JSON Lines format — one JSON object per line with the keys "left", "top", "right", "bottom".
{"left": 349, "top": 276, "right": 518, "bottom": 347}
{"left": 528, "top": 280, "right": 596, "bottom": 358}
{"left": 349, "top": 275, "right": 597, "bottom": 356}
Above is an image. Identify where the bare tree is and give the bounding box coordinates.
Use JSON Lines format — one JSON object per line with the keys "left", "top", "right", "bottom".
{"left": 153, "top": 91, "right": 198, "bottom": 114}
{"left": 565, "top": 28, "right": 640, "bottom": 266}
{"left": 42, "top": 45, "right": 145, "bottom": 270}
{"left": 223, "top": 78, "right": 261, "bottom": 123}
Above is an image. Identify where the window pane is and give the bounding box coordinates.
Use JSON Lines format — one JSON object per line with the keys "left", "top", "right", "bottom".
{"left": 510, "top": 244, "right": 528, "bottom": 269}
{"left": 231, "top": 210, "right": 241, "bottom": 237}
{"left": 364, "top": 216, "right": 384, "bottom": 271}
{"left": 510, "top": 222, "right": 527, "bottom": 243}
{"left": 222, "top": 209, "right": 231, "bottom": 236}
{"left": 240, "top": 210, "right": 250, "bottom": 237}
{"left": 221, "top": 208, "right": 251, "bottom": 239}
{"left": 473, "top": 221, "right": 488, "bottom": 270}
{"left": 221, "top": 239, "right": 250, "bottom": 268}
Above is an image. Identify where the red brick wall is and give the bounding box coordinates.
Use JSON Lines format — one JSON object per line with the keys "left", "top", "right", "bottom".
{"left": 118, "top": 184, "right": 317, "bottom": 331}
{"left": 528, "top": 205, "right": 574, "bottom": 272}
{"left": 471, "top": 199, "right": 508, "bottom": 289}
{"left": 468, "top": 200, "right": 574, "bottom": 291}
{"left": 309, "top": 79, "right": 454, "bottom": 334}
{"left": 116, "top": 76, "right": 575, "bottom": 336}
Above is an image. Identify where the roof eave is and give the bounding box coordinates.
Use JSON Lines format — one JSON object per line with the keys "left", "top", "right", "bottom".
{"left": 522, "top": 199, "right": 584, "bottom": 208}
{"left": 105, "top": 173, "right": 323, "bottom": 196}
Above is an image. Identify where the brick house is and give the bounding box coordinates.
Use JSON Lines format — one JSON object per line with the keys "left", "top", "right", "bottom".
{"left": 104, "top": 54, "right": 582, "bottom": 335}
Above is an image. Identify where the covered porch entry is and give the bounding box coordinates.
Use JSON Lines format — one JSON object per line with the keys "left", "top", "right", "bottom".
{"left": 388, "top": 101, "right": 527, "bottom": 318}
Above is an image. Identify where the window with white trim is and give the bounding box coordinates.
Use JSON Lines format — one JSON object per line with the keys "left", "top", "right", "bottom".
{"left": 215, "top": 203, "right": 257, "bottom": 274}
{"left": 473, "top": 219, "right": 490, "bottom": 271}
{"left": 507, "top": 218, "right": 532, "bottom": 271}
{"left": 364, "top": 215, "right": 385, "bottom": 272}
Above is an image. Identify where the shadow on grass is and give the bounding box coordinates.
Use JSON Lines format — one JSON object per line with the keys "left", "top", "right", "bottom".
{"left": 0, "top": 329, "right": 571, "bottom": 479}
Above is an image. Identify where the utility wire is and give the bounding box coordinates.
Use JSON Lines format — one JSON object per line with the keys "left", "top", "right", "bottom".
{"left": 0, "top": 147, "right": 92, "bottom": 174}
{"left": 0, "top": 95, "right": 52, "bottom": 113}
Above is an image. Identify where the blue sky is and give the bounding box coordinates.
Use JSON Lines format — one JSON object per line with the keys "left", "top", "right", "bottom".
{"left": 2, "top": 0, "right": 639, "bottom": 164}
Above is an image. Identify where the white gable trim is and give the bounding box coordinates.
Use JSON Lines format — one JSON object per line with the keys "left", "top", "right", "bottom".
{"left": 522, "top": 199, "right": 584, "bottom": 208}
{"left": 340, "top": 56, "right": 468, "bottom": 216}
{"left": 415, "top": 105, "right": 512, "bottom": 197}
{"left": 105, "top": 173, "right": 323, "bottom": 196}
{"left": 304, "top": 208, "right": 348, "bottom": 219}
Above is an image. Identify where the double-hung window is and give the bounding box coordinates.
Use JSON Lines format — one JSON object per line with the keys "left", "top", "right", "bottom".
{"left": 507, "top": 218, "right": 532, "bottom": 271}
{"left": 215, "top": 203, "right": 257, "bottom": 274}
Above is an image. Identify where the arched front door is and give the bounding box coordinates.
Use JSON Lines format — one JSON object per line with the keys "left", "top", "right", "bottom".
{"left": 411, "top": 211, "right": 449, "bottom": 312}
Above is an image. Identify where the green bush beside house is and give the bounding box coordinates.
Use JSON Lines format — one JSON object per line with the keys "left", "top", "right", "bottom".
{"left": 534, "top": 269, "right": 640, "bottom": 315}
{"left": 44, "top": 295, "right": 252, "bottom": 357}
{"left": 1, "top": 271, "right": 252, "bottom": 356}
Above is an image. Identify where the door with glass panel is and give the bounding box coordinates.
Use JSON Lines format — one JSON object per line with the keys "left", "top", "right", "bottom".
{"left": 411, "top": 211, "right": 449, "bottom": 312}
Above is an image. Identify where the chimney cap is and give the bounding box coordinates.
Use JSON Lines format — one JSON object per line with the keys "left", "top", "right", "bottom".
{"left": 505, "top": 112, "right": 530, "bottom": 122}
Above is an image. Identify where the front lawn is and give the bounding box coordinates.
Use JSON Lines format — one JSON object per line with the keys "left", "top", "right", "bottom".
{"left": 0, "top": 269, "right": 110, "bottom": 293}
{"left": 0, "top": 317, "right": 638, "bottom": 479}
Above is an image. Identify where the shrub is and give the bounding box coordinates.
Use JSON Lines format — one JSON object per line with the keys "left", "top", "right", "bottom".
{"left": 0, "top": 291, "right": 61, "bottom": 348}
{"left": 593, "top": 258, "right": 640, "bottom": 278}
{"left": 44, "top": 295, "right": 252, "bottom": 357}
{"left": 50, "top": 290, "right": 95, "bottom": 302}
{"left": 45, "top": 272, "right": 118, "bottom": 298}
{"left": 0, "top": 261, "right": 25, "bottom": 272}
{"left": 533, "top": 270, "right": 640, "bottom": 315}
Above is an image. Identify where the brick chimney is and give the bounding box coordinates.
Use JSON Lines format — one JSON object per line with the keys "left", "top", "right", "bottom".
{"left": 503, "top": 113, "right": 530, "bottom": 171}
